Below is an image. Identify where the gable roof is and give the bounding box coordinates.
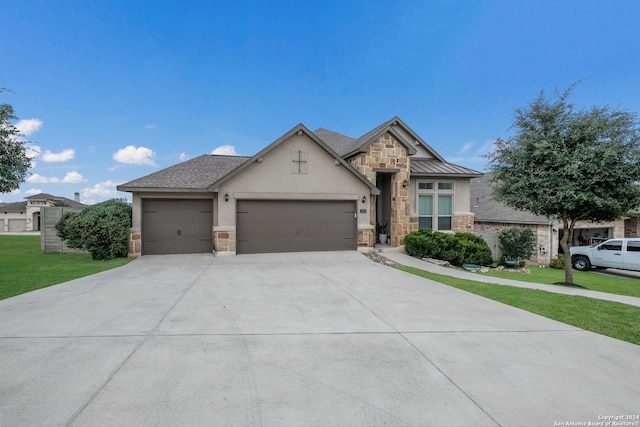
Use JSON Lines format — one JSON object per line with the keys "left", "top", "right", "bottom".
{"left": 117, "top": 155, "right": 251, "bottom": 192}
{"left": 471, "top": 172, "right": 552, "bottom": 225}
{"left": 207, "top": 124, "right": 380, "bottom": 195}
{"left": 316, "top": 116, "right": 447, "bottom": 160}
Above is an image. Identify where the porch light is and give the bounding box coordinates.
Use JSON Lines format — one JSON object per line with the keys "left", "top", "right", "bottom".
{"left": 361, "top": 195, "right": 366, "bottom": 204}
{"left": 224, "top": 193, "right": 229, "bottom": 202}
{"left": 402, "top": 179, "right": 408, "bottom": 188}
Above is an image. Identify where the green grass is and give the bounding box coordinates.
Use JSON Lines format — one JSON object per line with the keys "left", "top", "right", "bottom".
{"left": 480, "top": 266, "right": 640, "bottom": 298}
{"left": 0, "top": 235, "right": 132, "bottom": 300}
{"left": 398, "top": 265, "right": 640, "bottom": 346}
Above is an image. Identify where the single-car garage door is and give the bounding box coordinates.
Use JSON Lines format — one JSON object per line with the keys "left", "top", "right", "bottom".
{"left": 8, "top": 219, "right": 27, "bottom": 232}
{"left": 142, "top": 199, "right": 213, "bottom": 255}
{"left": 236, "top": 200, "right": 357, "bottom": 254}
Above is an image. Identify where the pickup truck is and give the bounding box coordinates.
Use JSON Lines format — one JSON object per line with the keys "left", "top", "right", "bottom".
{"left": 570, "top": 238, "right": 640, "bottom": 272}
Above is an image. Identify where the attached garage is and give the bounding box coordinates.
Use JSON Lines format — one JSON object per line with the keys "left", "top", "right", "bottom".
{"left": 142, "top": 199, "right": 213, "bottom": 255}
{"left": 8, "top": 219, "right": 27, "bottom": 232}
{"left": 236, "top": 200, "right": 357, "bottom": 254}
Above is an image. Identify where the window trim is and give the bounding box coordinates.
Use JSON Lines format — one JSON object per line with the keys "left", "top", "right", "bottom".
{"left": 417, "top": 180, "right": 454, "bottom": 231}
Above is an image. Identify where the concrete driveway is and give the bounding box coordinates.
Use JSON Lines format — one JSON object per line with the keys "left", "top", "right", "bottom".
{"left": 0, "top": 252, "right": 638, "bottom": 426}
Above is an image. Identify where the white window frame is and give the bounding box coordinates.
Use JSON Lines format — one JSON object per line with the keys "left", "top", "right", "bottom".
{"left": 417, "top": 180, "right": 454, "bottom": 231}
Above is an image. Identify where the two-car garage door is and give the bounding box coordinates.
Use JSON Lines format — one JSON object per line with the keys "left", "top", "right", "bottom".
{"left": 236, "top": 200, "right": 357, "bottom": 254}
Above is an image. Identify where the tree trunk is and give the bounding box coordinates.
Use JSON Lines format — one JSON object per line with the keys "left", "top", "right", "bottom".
{"left": 561, "top": 214, "right": 575, "bottom": 285}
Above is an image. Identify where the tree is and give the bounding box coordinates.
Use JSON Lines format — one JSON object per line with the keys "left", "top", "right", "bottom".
{"left": 487, "top": 84, "right": 640, "bottom": 284}
{"left": 498, "top": 227, "right": 535, "bottom": 263}
{"left": 0, "top": 88, "right": 32, "bottom": 193}
{"left": 56, "top": 199, "right": 132, "bottom": 260}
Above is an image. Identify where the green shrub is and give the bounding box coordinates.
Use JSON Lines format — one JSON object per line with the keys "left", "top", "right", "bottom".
{"left": 498, "top": 227, "right": 535, "bottom": 262}
{"left": 56, "top": 199, "right": 132, "bottom": 260}
{"left": 404, "top": 230, "right": 492, "bottom": 266}
{"left": 549, "top": 255, "right": 565, "bottom": 269}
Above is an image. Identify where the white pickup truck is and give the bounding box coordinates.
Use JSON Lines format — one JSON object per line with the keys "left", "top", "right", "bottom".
{"left": 570, "top": 238, "right": 640, "bottom": 272}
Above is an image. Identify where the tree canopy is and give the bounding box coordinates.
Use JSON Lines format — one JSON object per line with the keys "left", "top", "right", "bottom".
{"left": 487, "top": 84, "right": 640, "bottom": 284}
{"left": 0, "top": 88, "right": 32, "bottom": 193}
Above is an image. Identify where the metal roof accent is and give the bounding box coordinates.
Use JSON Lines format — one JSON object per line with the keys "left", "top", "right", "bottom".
{"left": 411, "top": 158, "right": 482, "bottom": 177}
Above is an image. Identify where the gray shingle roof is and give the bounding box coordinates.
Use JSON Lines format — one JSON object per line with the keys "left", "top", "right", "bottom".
{"left": 1, "top": 201, "right": 27, "bottom": 212}
{"left": 117, "top": 155, "right": 250, "bottom": 192}
{"left": 471, "top": 172, "right": 552, "bottom": 224}
{"left": 313, "top": 128, "right": 358, "bottom": 157}
{"left": 411, "top": 159, "right": 482, "bottom": 177}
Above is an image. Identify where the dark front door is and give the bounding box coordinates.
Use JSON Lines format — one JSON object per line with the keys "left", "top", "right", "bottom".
{"left": 142, "top": 199, "right": 213, "bottom": 255}
{"left": 236, "top": 200, "right": 357, "bottom": 254}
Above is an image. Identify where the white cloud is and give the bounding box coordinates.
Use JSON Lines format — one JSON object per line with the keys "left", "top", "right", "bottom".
{"left": 10, "top": 188, "right": 21, "bottom": 195}
{"left": 458, "top": 141, "right": 475, "bottom": 155}
{"left": 25, "top": 144, "right": 41, "bottom": 159}
{"left": 25, "top": 188, "right": 42, "bottom": 196}
{"left": 179, "top": 152, "right": 190, "bottom": 161}
{"left": 26, "top": 171, "right": 86, "bottom": 184}
{"left": 62, "top": 171, "right": 86, "bottom": 183}
{"left": 15, "top": 118, "right": 43, "bottom": 136}
{"left": 82, "top": 180, "right": 119, "bottom": 204}
{"left": 476, "top": 139, "right": 496, "bottom": 156}
{"left": 211, "top": 145, "right": 238, "bottom": 155}
{"left": 145, "top": 124, "right": 158, "bottom": 130}
{"left": 27, "top": 173, "right": 57, "bottom": 183}
{"left": 41, "top": 149, "right": 75, "bottom": 162}
{"left": 113, "top": 145, "right": 157, "bottom": 166}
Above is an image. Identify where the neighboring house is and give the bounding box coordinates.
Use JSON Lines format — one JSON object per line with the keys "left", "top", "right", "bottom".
{"left": 118, "top": 117, "right": 482, "bottom": 256}
{"left": 0, "top": 193, "right": 86, "bottom": 232}
{"left": 471, "top": 172, "right": 638, "bottom": 264}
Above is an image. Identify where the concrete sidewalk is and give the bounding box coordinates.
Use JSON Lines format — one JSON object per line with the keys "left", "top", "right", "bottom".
{"left": 379, "top": 251, "right": 640, "bottom": 307}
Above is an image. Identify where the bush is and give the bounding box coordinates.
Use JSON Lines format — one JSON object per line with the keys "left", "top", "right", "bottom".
{"left": 56, "top": 199, "right": 132, "bottom": 260}
{"left": 404, "top": 229, "right": 492, "bottom": 266}
{"left": 549, "top": 255, "right": 565, "bottom": 269}
{"left": 498, "top": 227, "right": 535, "bottom": 262}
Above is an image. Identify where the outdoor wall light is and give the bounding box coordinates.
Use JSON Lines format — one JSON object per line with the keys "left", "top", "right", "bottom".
{"left": 402, "top": 179, "right": 408, "bottom": 188}
{"left": 362, "top": 195, "right": 367, "bottom": 204}
{"left": 224, "top": 193, "right": 229, "bottom": 202}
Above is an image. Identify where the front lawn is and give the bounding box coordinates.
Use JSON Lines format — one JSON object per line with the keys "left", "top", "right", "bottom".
{"left": 0, "top": 235, "right": 132, "bottom": 300}
{"left": 398, "top": 266, "right": 640, "bottom": 346}
{"left": 480, "top": 265, "right": 640, "bottom": 298}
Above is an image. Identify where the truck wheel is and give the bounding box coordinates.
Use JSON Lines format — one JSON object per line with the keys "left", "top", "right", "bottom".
{"left": 572, "top": 256, "right": 591, "bottom": 271}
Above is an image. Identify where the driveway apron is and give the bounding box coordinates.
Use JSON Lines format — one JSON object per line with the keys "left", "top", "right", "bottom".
{"left": 0, "top": 252, "right": 638, "bottom": 426}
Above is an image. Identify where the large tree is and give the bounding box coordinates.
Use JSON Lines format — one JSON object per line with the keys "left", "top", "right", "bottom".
{"left": 487, "top": 85, "right": 640, "bottom": 284}
{"left": 0, "top": 88, "right": 32, "bottom": 193}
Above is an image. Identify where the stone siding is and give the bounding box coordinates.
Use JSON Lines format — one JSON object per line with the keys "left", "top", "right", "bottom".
{"left": 128, "top": 228, "right": 142, "bottom": 257}
{"left": 350, "top": 133, "right": 410, "bottom": 247}
{"left": 452, "top": 214, "right": 475, "bottom": 233}
{"left": 214, "top": 228, "right": 236, "bottom": 254}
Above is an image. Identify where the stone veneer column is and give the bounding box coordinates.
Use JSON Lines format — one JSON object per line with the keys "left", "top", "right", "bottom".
{"left": 453, "top": 214, "right": 475, "bottom": 233}
{"left": 213, "top": 227, "right": 236, "bottom": 255}
{"left": 350, "top": 132, "right": 410, "bottom": 248}
{"left": 128, "top": 227, "right": 142, "bottom": 257}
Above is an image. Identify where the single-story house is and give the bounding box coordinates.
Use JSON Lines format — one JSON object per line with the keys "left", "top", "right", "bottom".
{"left": 117, "top": 117, "right": 482, "bottom": 256}
{"left": 0, "top": 193, "right": 85, "bottom": 232}
{"left": 471, "top": 172, "right": 639, "bottom": 264}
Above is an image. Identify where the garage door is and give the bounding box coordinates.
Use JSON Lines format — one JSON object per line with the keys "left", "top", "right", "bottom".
{"left": 236, "top": 200, "right": 357, "bottom": 254}
{"left": 142, "top": 199, "right": 213, "bottom": 255}
{"left": 8, "top": 219, "right": 26, "bottom": 232}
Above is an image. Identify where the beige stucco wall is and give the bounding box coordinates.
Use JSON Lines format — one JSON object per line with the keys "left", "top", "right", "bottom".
{"left": 216, "top": 133, "right": 373, "bottom": 229}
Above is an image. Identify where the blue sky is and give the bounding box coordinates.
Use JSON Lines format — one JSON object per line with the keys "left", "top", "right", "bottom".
{"left": 2, "top": 0, "right": 639, "bottom": 204}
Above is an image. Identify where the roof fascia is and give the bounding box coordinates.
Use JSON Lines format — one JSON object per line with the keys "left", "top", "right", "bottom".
{"left": 411, "top": 172, "right": 484, "bottom": 178}
{"left": 207, "top": 124, "right": 380, "bottom": 195}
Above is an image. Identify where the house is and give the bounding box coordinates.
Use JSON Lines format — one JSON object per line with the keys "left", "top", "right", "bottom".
{"left": 0, "top": 193, "right": 86, "bottom": 232}
{"left": 117, "top": 117, "right": 482, "bottom": 256}
{"left": 471, "top": 172, "right": 638, "bottom": 264}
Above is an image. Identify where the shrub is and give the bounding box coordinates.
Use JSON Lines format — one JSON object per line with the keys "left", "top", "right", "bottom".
{"left": 404, "top": 229, "right": 492, "bottom": 266}
{"left": 549, "top": 255, "right": 565, "bottom": 269}
{"left": 56, "top": 199, "right": 132, "bottom": 260}
{"left": 498, "top": 227, "right": 535, "bottom": 262}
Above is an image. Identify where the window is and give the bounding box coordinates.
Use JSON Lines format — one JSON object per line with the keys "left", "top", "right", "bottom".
{"left": 417, "top": 180, "right": 453, "bottom": 231}
{"left": 601, "top": 240, "right": 622, "bottom": 251}
{"left": 626, "top": 241, "right": 640, "bottom": 252}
